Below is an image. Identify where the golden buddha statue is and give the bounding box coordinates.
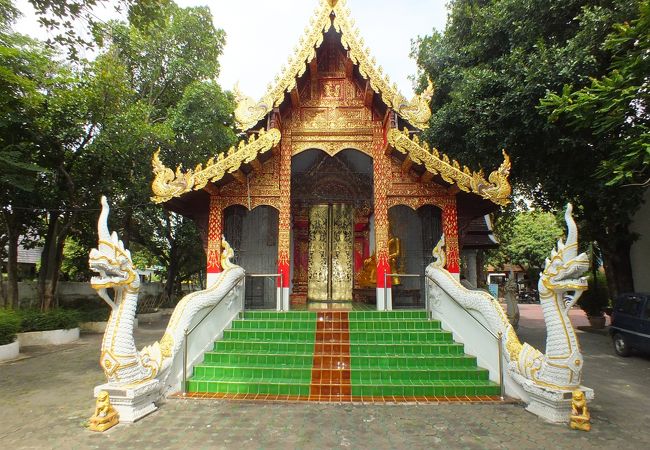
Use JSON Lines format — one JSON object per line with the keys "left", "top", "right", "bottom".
{"left": 388, "top": 230, "right": 403, "bottom": 285}
{"left": 358, "top": 253, "right": 377, "bottom": 288}
{"left": 88, "top": 391, "right": 119, "bottom": 432}
{"left": 569, "top": 390, "right": 591, "bottom": 432}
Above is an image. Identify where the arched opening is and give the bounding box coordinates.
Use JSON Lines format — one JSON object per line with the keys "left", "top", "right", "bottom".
{"left": 290, "top": 149, "right": 374, "bottom": 305}
{"left": 388, "top": 204, "right": 442, "bottom": 308}
{"left": 224, "top": 205, "right": 279, "bottom": 309}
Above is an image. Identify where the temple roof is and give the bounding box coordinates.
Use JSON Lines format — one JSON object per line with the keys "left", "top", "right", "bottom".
{"left": 387, "top": 128, "right": 511, "bottom": 206}
{"left": 233, "top": 0, "right": 433, "bottom": 131}
{"left": 151, "top": 128, "right": 281, "bottom": 204}
{"left": 151, "top": 127, "right": 511, "bottom": 206}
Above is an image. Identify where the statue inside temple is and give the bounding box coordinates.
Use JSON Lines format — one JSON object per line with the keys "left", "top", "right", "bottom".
{"left": 358, "top": 253, "right": 377, "bottom": 288}
{"left": 388, "top": 229, "right": 403, "bottom": 285}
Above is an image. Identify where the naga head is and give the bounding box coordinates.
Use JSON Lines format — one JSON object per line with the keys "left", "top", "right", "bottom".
{"left": 89, "top": 196, "right": 139, "bottom": 292}
{"left": 540, "top": 204, "right": 589, "bottom": 295}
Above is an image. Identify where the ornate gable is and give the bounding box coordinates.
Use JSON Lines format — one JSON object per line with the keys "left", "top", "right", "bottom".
{"left": 234, "top": 0, "right": 433, "bottom": 131}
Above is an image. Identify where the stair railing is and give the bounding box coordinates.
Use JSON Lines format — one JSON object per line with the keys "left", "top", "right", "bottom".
{"left": 425, "top": 276, "right": 505, "bottom": 401}
{"left": 246, "top": 273, "right": 284, "bottom": 311}
{"left": 182, "top": 280, "right": 241, "bottom": 396}
{"left": 383, "top": 273, "right": 425, "bottom": 311}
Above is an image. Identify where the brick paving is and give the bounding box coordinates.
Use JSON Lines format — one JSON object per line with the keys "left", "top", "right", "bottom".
{"left": 1, "top": 306, "right": 648, "bottom": 449}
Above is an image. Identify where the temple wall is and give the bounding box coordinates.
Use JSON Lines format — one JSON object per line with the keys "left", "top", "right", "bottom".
{"left": 630, "top": 188, "right": 650, "bottom": 292}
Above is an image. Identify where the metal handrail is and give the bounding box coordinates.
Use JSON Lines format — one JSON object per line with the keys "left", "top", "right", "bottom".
{"left": 383, "top": 273, "right": 422, "bottom": 312}
{"left": 246, "top": 273, "right": 283, "bottom": 311}
{"left": 425, "top": 275, "right": 505, "bottom": 401}
{"left": 182, "top": 279, "right": 241, "bottom": 395}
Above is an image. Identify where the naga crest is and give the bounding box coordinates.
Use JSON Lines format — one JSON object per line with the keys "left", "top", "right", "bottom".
{"left": 540, "top": 204, "right": 589, "bottom": 295}
{"left": 89, "top": 196, "right": 139, "bottom": 292}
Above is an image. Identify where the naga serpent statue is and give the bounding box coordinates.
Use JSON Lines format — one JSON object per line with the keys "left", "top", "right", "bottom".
{"left": 426, "top": 204, "right": 589, "bottom": 390}
{"left": 89, "top": 196, "right": 244, "bottom": 386}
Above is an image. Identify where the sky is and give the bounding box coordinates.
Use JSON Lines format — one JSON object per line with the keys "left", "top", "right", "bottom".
{"left": 14, "top": 0, "right": 449, "bottom": 99}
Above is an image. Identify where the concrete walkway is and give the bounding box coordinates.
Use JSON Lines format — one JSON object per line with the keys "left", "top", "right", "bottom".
{"left": 1, "top": 306, "right": 648, "bottom": 449}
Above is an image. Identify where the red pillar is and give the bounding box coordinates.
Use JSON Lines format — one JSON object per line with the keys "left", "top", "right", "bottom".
{"left": 277, "top": 134, "right": 291, "bottom": 289}
{"left": 207, "top": 194, "right": 223, "bottom": 274}
{"left": 442, "top": 197, "right": 460, "bottom": 274}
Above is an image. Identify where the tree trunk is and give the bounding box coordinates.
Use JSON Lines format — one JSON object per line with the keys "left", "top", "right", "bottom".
{"left": 37, "top": 213, "right": 72, "bottom": 311}
{"left": 4, "top": 215, "right": 20, "bottom": 309}
{"left": 163, "top": 243, "right": 179, "bottom": 306}
{"left": 600, "top": 239, "right": 634, "bottom": 300}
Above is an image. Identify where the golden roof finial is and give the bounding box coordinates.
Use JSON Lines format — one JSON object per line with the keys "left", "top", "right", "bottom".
{"left": 326, "top": 0, "right": 339, "bottom": 7}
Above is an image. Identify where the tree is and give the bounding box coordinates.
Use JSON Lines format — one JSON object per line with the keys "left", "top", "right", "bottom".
{"left": 412, "top": 0, "right": 644, "bottom": 297}
{"left": 27, "top": 0, "right": 170, "bottom": 59}
{"left": 488, "top": 209, "right": 563, "bottom": 286}
{"left": 541, "top": 1, "right": 650, "bottom": 188}
{"left": 0, "top": 6, "right": 53, "bottom": 308}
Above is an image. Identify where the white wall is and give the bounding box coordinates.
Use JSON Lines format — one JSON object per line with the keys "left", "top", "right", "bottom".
{"left": 630, "top": 188, "right": 650, "bottom": 292}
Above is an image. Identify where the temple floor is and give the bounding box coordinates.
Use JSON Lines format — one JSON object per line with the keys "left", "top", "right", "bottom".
{"left": 183, "top": 310, "right": 500, "bottom": 403}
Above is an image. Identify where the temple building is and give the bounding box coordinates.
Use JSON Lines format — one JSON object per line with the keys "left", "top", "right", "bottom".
{"left": 151, "top": 0, "right": 511, "bottom": 311}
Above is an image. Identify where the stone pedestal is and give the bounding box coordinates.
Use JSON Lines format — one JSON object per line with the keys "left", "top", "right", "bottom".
{"left": 523, "top": 383, "right": 594, "bottom": 423}
{"left": 94, "top": 379, "right": 160, "bottom": 423}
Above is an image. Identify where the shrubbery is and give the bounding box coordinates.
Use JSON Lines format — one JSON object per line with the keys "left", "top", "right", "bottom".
{"left": 19, "top": 309, "right": 82, "bottom": 332}
{"left": 578, "top": 271, "right": 611, "bottom": 316}
{"left": 0, "top": 309, "right": 21, "bottom": 345}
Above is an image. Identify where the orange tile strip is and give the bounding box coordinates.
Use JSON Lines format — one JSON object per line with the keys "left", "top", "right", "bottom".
{"left": 310, "top": 311, "right": 352, "bottom": 400}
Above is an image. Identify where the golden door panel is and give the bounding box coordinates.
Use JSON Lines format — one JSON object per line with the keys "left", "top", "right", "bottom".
{"left": 330, "top": 204, "right": 353, "bottom": 301}
{"left": 307, "top": 204, "right": 353, "bottom": 301}
{"left": 307, "top": 205, "right": 329, "bottom": 301}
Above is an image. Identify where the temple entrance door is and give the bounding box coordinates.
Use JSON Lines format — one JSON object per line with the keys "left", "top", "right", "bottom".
{"left": 307, "top": 204, "right": 353, "bottom": 301}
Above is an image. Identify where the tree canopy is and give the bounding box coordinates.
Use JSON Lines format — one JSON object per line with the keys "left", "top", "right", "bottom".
{"left": 0, "top": 1, "right": 236, "bottom": 308}
{"left": 412, "top": 0, "right": 647, "bottom": 295}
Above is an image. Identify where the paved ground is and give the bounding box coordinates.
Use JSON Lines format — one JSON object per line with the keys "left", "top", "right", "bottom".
{"left": 1, "top": 305, "right": 648, "bottom": 449}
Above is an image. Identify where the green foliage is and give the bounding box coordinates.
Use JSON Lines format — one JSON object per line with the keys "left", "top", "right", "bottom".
{"left": 78, "top": 308, "right": 110, "bottom": 322}
{"left": 578, "top": 270, "right": 611, "bottom": 316}
{"left": 541, "top": 1, "right": 650, "bottom": 187}
{"left": 19, "top": 308, "right": 81, "bottom": 332}
{"left": 60, "top": 237, "right": 94, "bottom": 281}
{"left": 0, "top": 308, "right": 21, "bottom": 345}
{"left": 488, "top": 209, "right": 563, "bottom": 275}
{"left": 413, "top": 0, "right": 645, "bottom": 294}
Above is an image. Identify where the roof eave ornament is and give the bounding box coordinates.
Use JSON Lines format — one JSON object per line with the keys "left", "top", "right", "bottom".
{"left": 387, "top": 128, "right": 511, "bottom": 206}
{"left": 151, "top": 128, "right": 282, "bottom": 204}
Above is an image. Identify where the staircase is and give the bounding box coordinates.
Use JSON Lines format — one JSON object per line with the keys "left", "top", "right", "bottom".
{"left": 186, "top": 310, "right": 500, "bottom": 401}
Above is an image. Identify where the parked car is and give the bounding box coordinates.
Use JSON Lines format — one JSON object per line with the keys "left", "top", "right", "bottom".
{"left": 610, "top": 293, "right": 650, "bottom": 357}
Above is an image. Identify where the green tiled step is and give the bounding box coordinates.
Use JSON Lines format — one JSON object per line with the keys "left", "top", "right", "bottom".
{"left": 349, "top": 320, "right": 442, "bottom": 330}
{"left": 214, "top": 340, "right": 315, "bottom": 354}
{"left": 187, "top": 379, "right": 311, "bottom": 396}
{"left": 348, "top": 311, "right": 428, "bottom": 320}
{"left": 231, "top": 320, "right": 317, "bottom": 330}
{"left": 241, "top": 311, "right": 317, "bottom": 320}
{"left": 353, "top": 355, "right": 479, "bottom": 369}
{"left": 350, "top": 342, "right": 465, "bottom": 356}
{"left": 352, "top": 381, "right": 500, "bottom": 398}
{"left": 222, "top": 329, "right": 316, "bottom": 342}
{"left": 349, "top": 331, "right": 454, "bottom": 343}
{"left": 193, "top": 365, "right": 312, "bottom": 381}
{"left": 351, "top": 367, "right": 490, "bottom": 382}
{"left": 203, "top": 352, "right": 313, "bottom": 367}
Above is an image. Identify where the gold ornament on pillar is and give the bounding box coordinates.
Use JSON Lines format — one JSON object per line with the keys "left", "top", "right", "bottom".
{"left": 388, "top": 229, "right": 403, "bottom": 285}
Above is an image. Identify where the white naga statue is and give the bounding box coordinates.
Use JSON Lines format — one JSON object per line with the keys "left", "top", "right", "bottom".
{"left": 89, "top": 196, "right": 244, "bottom": 386}
{"left": 427, "top": 204, "right": 590, "bottom": 391}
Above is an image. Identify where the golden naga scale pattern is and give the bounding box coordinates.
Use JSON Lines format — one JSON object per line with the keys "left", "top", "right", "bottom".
{"left": 233, "top": 0, "right": 433, "bottom": 131}
{"left": 151, "top": 128, "right": 282, "bottom": 204}
{"left": 387, "top": 128, "right": 512, "bottom": 206}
